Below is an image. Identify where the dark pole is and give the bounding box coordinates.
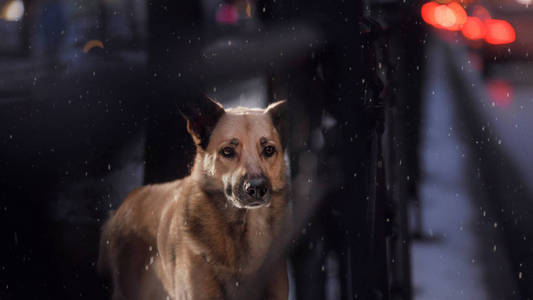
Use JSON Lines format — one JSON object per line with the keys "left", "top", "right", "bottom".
{"left": 145, "top": 0, "right": 204, "bottom": 183}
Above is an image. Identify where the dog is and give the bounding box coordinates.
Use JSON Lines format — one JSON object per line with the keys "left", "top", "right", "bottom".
{"left": 99, "top": 97, "right": 289, "bottom": 300}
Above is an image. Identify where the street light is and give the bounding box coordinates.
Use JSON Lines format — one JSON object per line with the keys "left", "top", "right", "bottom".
{"left": 1, "top": 0, "right": 24, "bottom": 22}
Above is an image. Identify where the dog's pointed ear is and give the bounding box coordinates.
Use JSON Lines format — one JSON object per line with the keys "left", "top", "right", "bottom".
{"left": 180, "top": 96, "right": 225, "bottom": 149}
{"left": 265, "top": 100, "right": 288, "bottom": 149}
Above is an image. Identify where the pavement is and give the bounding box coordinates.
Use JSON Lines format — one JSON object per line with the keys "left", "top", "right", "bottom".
{"left": 412, "top": 37, "right": 523, "bottom": 300}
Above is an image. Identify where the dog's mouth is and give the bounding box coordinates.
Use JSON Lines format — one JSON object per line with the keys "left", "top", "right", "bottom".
{"left": 246, "top": 201, "right": 263, "bottom": 207}
{"left": 243, "top": 199, "right": 271, "bottom": 209}
{"left": 225, "top": 193, "right": 272, "bottom": 209}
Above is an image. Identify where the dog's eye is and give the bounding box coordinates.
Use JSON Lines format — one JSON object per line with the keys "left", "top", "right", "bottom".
{"left": 263, "top": 145, "right": 276, "bottom": 157}
{"left": 220, "top": 146, "right": 235, "bottom": 158}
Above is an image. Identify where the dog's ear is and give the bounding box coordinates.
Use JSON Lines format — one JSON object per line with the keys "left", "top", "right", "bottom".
{"left": 265, "top": 100, "right": 288, "bottom": 149}
{"left": 180, "top": 96, "right": 225, "bottom": 149}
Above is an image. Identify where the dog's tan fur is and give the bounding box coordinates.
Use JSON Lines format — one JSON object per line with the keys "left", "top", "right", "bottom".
{"left": 99, "top": 99, "right": 289, "bottom": 300}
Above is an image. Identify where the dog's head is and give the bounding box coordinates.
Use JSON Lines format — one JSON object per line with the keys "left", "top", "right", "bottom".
{"left": 181, "top": 96, "right": 288, "bottom": 209}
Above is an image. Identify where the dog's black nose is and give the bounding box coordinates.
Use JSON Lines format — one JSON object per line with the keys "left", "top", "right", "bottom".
{"left": 244, "top": 177, "right": 268, "bottom": 200}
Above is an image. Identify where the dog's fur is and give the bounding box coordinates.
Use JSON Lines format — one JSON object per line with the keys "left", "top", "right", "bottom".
{"left": 99, "top": 98, "right": 289, "bottom": 300}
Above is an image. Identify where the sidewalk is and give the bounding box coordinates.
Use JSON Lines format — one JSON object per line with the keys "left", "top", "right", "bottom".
{"left": 412, "top": 38, "right": 519, "bottom": 300}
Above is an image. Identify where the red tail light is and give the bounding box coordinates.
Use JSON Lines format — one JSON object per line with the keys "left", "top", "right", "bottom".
{"left": 487, "top": 80, "right": 513, "bottom": 108}
{"left": 445, "top": 2, "right": 468, "bottom": 31}
{"left": 421, "top": 2, "right": 439, "bottom": 27}
{"left": 462, "top": 17, "right": 486, "bottom": 40}
{"left": 485, "top": 19, "right": 516, "bottom": 45}
{"left": 421, "top": 1, "right": 467, "bottom": 31}
{"left": 472, "top": 5, "right": 491, "bottom": 21}
{"left": 422, "top": 2, "right": 516, "bottom": 45}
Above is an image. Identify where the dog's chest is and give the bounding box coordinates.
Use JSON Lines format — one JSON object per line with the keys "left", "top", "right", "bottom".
{"left": 248, "top": 210, "right": 271, "bottom": 240}
{"left": 240, "top": 209, "right": 273, "bottom": 270}
{"left": 207, "top": 209, "right": 273, "bottom": 273}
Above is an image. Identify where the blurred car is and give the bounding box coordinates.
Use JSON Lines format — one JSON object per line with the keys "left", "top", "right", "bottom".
{"left": 482, "top": 0, "right": 533, "bottom": 61}
{"left": 421, "top": 0, "right": 533, "bottom": 61}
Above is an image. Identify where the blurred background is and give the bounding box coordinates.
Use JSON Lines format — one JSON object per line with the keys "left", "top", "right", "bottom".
{"left": 0, "top": 0, "right": 531, "bottom": 299}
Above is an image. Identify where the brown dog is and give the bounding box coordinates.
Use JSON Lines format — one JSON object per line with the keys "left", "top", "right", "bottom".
{"left": 99, "top": 97, "right": 289, "bottom": 300}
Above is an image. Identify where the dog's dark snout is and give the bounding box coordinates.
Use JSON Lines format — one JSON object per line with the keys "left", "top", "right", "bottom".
{"left": 242, "top": 174, "right": 271, "bottom": 202}
{"left": 245, "top": 177, "right": 268, "bottom": 199}
{"left": 238, "top": 174, "right": 271, "bottom": 207}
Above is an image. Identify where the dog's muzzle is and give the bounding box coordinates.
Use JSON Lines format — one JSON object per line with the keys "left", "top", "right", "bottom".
{"left": 236, "top": 175, "right": 272, "bottom": 208}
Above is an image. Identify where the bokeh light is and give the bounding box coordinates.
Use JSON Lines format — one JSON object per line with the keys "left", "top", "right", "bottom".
{"left": 487, "top": 80, "right": 513, "bottom": 108}
{"left": 462, "top": 17, "right": 486, "bottom": 40}
{"left": 472, "top": 5, "right": 491, "bottom": 21}
{"left": 1, "top": 0, "right": 24, "bottom": 22}
{"left": 446, "top": 2, "right": 467, "bottom": 31}
{"left": 83, "top": 40, "right": 105, "bottom": 53}
{"left": 485, "top": 19, "right": 516, "bottom": 45}
{"left": 216, "top": 4, "right": 239, "bottom": 24}
{"left": 515, "top": 0, "right": 532, "bottom": 6}
{"left": 434, "top": 4, "right": 457, "bottom": 29}
{"left": 422, "top": 1, "right": 467, "bottom": 31}
{"left": 422, "top": 2, "right": 439, "bottom": 27}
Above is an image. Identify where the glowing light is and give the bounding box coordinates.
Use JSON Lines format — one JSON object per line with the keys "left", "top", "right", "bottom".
{"left": 436, "top": 0, "right": 475, "bottom": 3}
{"left": 216, "top": 4, "right": 239, "bottom": 24}
{"left": 462, "top": 17, "right": 486, "bottom": 40}
{"left": 421, "top": 2, "right": 467, "bottom": 31}
{"left": 486, "top": 80, "right": 513, "bottom": 108}
{"left": 83, "top": 40, "right": 104, "bottom": 53}
{"left": 1, "top": 0, "right": 24, "bottom": 22}
{"left": 245, "top": 2, "right": 252, "bottom": 18}
{"left": 485, "top": 19, "right": 516, "bottom": 45}
{"left": 435, "top": 5, "right": 456, "bottom": 28}
{"left": 472, "top": 5, "right": 491, "bottom": 21}
{"left": 419, "top": 2, "right": 515, "bottom": 44}
{"left": 421, "top": 2, "right": 439, "bottom": 27}
{"left": 515, "top": 0, "right": 532, "bottom": 6}
{"left": 446, "top": 2, "right": 467, "bottom": 31}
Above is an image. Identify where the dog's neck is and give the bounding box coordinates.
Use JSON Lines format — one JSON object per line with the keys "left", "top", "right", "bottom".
{"left": 203, "top": 189, "right": 250, "bottom": 226}
{"left": 184, "top": 180, "right": 279, "bottom": 275}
